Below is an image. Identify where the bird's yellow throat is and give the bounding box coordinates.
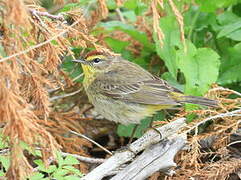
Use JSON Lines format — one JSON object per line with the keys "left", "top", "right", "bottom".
{"left": 82, "top": 55, "right": 106, "bottom": 87}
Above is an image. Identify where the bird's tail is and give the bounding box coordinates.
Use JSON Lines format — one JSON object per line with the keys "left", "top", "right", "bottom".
{"left": 179, "top": 95, "right": 218, "bottom": 107}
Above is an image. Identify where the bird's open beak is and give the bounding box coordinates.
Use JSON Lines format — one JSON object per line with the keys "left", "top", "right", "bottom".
{"left": 72, "top": 58, "right": 88, "bottom": 64}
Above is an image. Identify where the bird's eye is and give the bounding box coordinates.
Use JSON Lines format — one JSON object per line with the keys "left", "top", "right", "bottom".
{"left": 93, "top": 58, "right": 101, "bottom": 63}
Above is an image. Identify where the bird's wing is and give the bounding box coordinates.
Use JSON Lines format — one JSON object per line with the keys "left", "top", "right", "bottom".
{"left": 91, "top": 61, "right": 180, "bottom": 105}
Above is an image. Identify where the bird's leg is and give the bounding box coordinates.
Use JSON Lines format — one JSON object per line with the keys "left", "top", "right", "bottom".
{"left": 148, "top": 115, "right": 155, "bottom": 128}
{"left": 128, "top": 124, "right": 139, "bottom": 144}
{"left": 146, "top": 114, "right": 164, "bottom": 138}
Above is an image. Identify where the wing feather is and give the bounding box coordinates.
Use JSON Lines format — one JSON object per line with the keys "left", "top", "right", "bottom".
{"left": 90, "top": 60, "right": 180, "bottom": 105}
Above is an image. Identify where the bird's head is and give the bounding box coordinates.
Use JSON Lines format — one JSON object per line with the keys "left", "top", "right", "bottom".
{"left": 73, "top": 51, "right": 118, "bottom": 78}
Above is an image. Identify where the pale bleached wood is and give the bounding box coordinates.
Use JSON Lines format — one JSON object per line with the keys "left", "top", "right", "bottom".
{"left": 81, "top": 118, "right": 186, "bottom": 180}
{"left": 111, "top": 135, "right": 186, "bottom": 180}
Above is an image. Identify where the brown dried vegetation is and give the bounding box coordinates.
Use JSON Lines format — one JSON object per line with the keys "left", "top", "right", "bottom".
{"left": 164, "top": 87, "right": 241, "bottom": 180}
{"left": 0, "top": 0, "right": 110, "bottom": 178}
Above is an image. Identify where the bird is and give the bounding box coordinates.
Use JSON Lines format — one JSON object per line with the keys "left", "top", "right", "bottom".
{"left": 73, "top": 51, "right": 217, "bottom": 125}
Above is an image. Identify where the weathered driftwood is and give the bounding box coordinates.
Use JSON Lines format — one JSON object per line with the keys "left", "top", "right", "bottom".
{"left": 81, "top": 118, "right": 186, "bottom": 180}
{"left": 111, "top": 135, "right": 186, "bottom": 180}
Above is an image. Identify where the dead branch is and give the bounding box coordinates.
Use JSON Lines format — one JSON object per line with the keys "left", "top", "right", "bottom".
{"left": 115, "top": 8, "right": 126, "bottom": 23}
{"left": 49, "top": 89, "right": 82, "bottom": 101}
{"left": 81, "top": 118, "right": 186, "bottom": 180}
{"left": 185, "top": 108, "right": 241, "bottom": 134}
{"left": 210, "top": 87, "right": 241, "bottom": 97}
{"left": 69, "top": 130, "right": 113, "bottom": 155}
{"left": 29, "top": 9, "right": 65, "bottom": 21}
{"left": 61, "top": 152, "right": 105, "bottom": 164}
{"left": 0, "top": 10, "right": 82, "bottom": 63}
{"left": 111, "top": 135, "right": 186, "bottom": 180}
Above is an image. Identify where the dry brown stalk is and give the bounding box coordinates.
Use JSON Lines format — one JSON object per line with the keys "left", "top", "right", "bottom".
{"left": 0, "top": 75, "right": 58, "bottom": 179}
{"left": 116, "top": 0, "right": 125, "bottom": 7}
{"left": 151, "top": 0, "right": 165, "bottom": 47}
{"left": 98, "top": 0, "right": 109, "bottom": 19}
{"left": 168, "top": 0, "right": 186, "bottom": 51}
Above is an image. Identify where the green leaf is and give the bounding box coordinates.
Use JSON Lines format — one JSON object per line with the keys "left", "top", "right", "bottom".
{"left": 64, "top": 175, "right": 82, "bottom": 180}
{"left": 0, "top": 45, "right": 6, "bottom": 57}
{"left": 122, "top": 11, "right": 136, "bottom": 22}
{"left": 34, "top": 159, "right": 57, "bottom": 173}
{"left": 154, "top": 15, "right": 182, "bottom": 79}
{"left": 218, "top": 42, "right": 241, "bottom": 84}
{"left": 215, "top": 11, "right": 241, "bottom": 40}
{"left": 60, "top": 3, "right": 78, "bottom": 12}
{"left": 29, "top": 172, "right": 45, "bottom": 180}
{"left": 233, "top": 3, "right": 241, "bottom": 16}
{"left": 184, "top": 7, "right": 216, "bottom": 32}
{"left": 56, "top": 151, "right": 64, "bottom": 167}
{"left": 123, "top": 0, "right": 138, "bottom": 10}
{"left": 99, "top": 21, "right": 155, "bottom": 50}
{"left": 117, "top": 118, "right": 151, "bottom": 138}
{"left": 117, "top": 112, "right": 165, "bottom": 138}
{"left": 186, "top": 113, "right": 198, "bottom": 123}
{"left": 51, "top": 40, "right": 58, "bottom": 46}
{"left": 119, "top": 49, "right": 133, "bottom": 61}
{"left": 0, "top": 155, "right": 10, "bottom": 170}
{"left": 161, "top": 72, "right": 183, "bottom": 92}
{"left": 104, "top": 37, "right": 129, "bottom": 53}
{"left": 123, "top": 0, "right": 147, "bottom": 15}
{"left": 217, "top": 20, "right": 241, "bottom": 39}
{"left": 32, "top": 149, "right": 42, "bottom": 157}
{"left": 106, "top": 0, "right": 117, "bottom": 10}
{"left": 0, "top": 170, "right": 5, "bottom": 176}
{"left": 196, "top": 0, "right": 239, "bottom": 12}
{"left": 61, "top": 55, "right": 83, "bottom": 83}
{"left": 19, "top": 141, "right": 30, "bottom": 150}
{"left": 63, "top": 166, "right": 83, "bottom": 176}
{"left": 177, "top": 41, "right": 220, "bottom": 96}
{"left": 217, "top": 11, "right": 241, "bottom": 25}
{"left": 59, "top": 1, "right": 89, "bottom": 12}
{"left": 52, "top": 168, "right": 69, "bottom": 178}
{"left": 131, "top": 49, "right": 152, "bottom": 69}
{"left": 0, "top": 132, "right": 8, "bottom": 149}
{"left": 63, "top": 155, "right": 79, "bottom": 165}
{"left": 134, "top": 2, "right": 147, "bottom": 15}
{"left": 226, "top": 29, "right": 241, "bottom": 41}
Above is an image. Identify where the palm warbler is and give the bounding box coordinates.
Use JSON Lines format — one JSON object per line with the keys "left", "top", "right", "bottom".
{"left": 73, "top": 51, "right": 217, "bottom": 125}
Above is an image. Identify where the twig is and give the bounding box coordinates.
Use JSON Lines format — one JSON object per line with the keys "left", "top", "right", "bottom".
{"left": 227, "top": 140, "right": 241, "bottom": 147}
{"left": 61, "top": 152, "right": 105, "bottom": 164}
{"left": 69, "top": 130, "right": 113, "bottom": 155}
{"left": 0, "top": 15, "right": 82, "bottom": 63}
{"left": 30, "top": 9, "right": 49, "bottom": 29}
{"left": 168, "top": 0, "right": 186, "bottom": 52}
{"left": 210, "top": 87, "right": 241, "bottom": 97}
{"left": 185, "top": 108, "right": 241, "bottom": 134}
{"left": 47, "top": 72, "right": 83, "bottom": 94}
{"left": 0, "top": 149, "right": 105, "bottom": 164}
{"left": 0, "top": 149, "right": 9, "bottom": 155}
{"left": 50, "top": 89, "right": 81, "bottom": 101}
{"left": 29, "top": 9, "right": 65, "bottom": 21}
{"left": 116, "top": 8, "right": 126, "bottom": 23}
{"left": 72, "top": 73, "right": 84, "bottom": 82}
